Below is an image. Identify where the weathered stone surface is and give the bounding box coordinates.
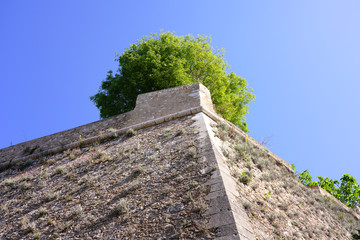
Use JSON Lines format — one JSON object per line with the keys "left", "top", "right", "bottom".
{"left": 0, "top": 116, "right": 216, "bottom": 239}
{"left": 1, "top": 83, "right": 358, "bottom": 240}
{"left": 213, "top": 223, "right": 239, "bottom": 238}
{"left": 168, "top": 203, "right": 184, "bottom": 214}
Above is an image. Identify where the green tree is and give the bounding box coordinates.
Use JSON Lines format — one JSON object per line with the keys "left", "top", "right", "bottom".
{"left": 297, "top": 169, "right": 317, "bottom": 186}
{"left": 293, "top": 165, "right": 360, "bottom": 208}
{"left": 337, "top": 174, "right": 360, "bottom": 208}
{"left": 90, "top": 32, "right": 255, "bottom": 132}
{"left": 316, "top": 176, "right": 340, "bottom": 198}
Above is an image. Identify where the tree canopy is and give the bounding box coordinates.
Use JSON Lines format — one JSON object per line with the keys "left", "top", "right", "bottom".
{"left": 90, "top": 32, "right": 255, "bottom": 132}
{"left": 292, "top": 165, "right": 360, "bottom": 208}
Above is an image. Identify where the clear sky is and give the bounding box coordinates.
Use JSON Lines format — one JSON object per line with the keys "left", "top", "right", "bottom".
{"left": 1, "top": 1, "right": 359, "bottom": 181}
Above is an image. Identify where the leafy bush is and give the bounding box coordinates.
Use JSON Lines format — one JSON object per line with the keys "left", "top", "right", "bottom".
{"left": 239, "top": 171, "right": 252, "bottom": 185}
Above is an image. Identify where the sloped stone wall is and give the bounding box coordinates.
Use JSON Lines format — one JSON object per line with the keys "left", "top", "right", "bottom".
{"left": 0, "top": 83, "right": 215, "bottom": 169}
{"left": 1, "top": 82, "right": 359, "bottom": 239}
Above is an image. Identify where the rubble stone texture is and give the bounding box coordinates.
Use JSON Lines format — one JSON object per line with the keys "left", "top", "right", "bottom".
{"left": 0, "top": 83, "right": 359, "bottom": 239}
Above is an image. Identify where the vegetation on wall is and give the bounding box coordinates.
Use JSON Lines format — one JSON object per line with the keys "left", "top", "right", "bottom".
{"left": 90, "top": 32, "right": 255, "bottom": 132}
{"left": 292, "top": 165, "right": 360, "bottom": 208}
{"left": 216, "top": 121, "right": 360, "bottom": 239}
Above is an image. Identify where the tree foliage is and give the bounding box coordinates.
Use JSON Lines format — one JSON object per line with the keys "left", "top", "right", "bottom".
{"left": 90, "top": 32, "right": 255, "bottom": 132}
{"left": 292, "top": 165, "right": 360, "bottom": 208}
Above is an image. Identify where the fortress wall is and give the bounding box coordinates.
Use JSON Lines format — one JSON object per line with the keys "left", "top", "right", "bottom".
{"left": 1, "top": 83, "right": 358, "bottom": 239}
{"left": 0, "top": 83, "right": 214, "bottom": 168}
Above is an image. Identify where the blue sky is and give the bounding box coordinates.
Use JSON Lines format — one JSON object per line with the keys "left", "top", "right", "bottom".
{"left": 1, "top": 1, "right": 359, "bottom": 181}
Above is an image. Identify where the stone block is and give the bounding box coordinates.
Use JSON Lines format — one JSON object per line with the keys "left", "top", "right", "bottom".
{"left": 209, "top": 211, "right": 236, "bottom": 228}
{"left": 213, "top": 223, "right": 239, "bottom": 237}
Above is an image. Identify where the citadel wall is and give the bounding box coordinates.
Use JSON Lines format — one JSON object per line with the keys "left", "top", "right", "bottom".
{"left": 0, "top": 83, "right": 214, "bottom": 170}
{"left": 1, "top": 83, "right": 358, "bottom": 239}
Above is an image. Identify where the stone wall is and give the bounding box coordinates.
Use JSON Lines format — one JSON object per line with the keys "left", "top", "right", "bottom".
{"left": 0, "top": 83, "right": 215, "bottom": 169}
{"left": 1, "top": 82, "right": 358, "bottom": 239}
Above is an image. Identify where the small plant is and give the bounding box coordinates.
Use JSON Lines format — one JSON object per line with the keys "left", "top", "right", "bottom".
{"left": 221, "top": 147, "right": 230, "bottom": 158}
{"left": 65, "top": 171, "right": 77, "bottom": 182}
{"left": 242, "top": 200, "right": 252, "bottom": 214}
{"left": 69, "top": 153, "right": 76, "bottom": 160}
{"left": 235, "top": 143, "right": 246, "bottom": 153}
{"left": 267, "top": 212, "right": 277, "bottom": 222}
{"left": 111, "top": 199, "right": 128, "bottom": 216}
{"left": 245, "top": 161, "right": 252, "bottom": 170}
{"left": 175, "top": 129, "right": 185, "bottom": 136}
{"left": 79, "top": 175, "right": 95, "bottom": 188}
{"left": 256, "top": 158, "right": 265, "bottom": 171}
{"left": 188, "top": 147, "right": 197, "bottom": 158}
{"left": 58, "top": 222, "right": 73, "bottom": 233}
{"left": 54, "top": 166, "right": 65, "bottom": 175}
{"left": 106, "top": 128, "right": 117, "bottom": 133}
{"left": 96, "top": 150, "right": 106, "bottom": 159}
{"left": 79, "top": 134, "right": 84, "bottom": 147}
{"left": 239, "top": 171, "right": 252, "bottom": 185}
{"left": 278, "top": 203, "right": 288, "bottom": 212}
{"left": 20, "top": 216, "right": 35, "bottom": 233}
{"left": 191, "top": 198, "right": 208, "bottom": 213}
{"left": 96, "top": 150, "right": 110, "bottom": 162}
{"left": 46, "top": 159, "right": 56, "bottom": 165}
{"left": 334, "top": 210, "right": 344, "bottom": 220}
{"left": 250, "top": 155, "right": 258, "bottom": 164}
{"left": 18, "top": 159, "right": 34, "bottom": 170}
{"left": 23, "top": 146, "right": 38, "bottom": 155}
{"left": 71, "top": 205, "right": 84, "bottom": 219}
{"left": 251, "top": 183, "right": 259, "bottom": 191}
{"left": 45, "top": 217, "right": 54, "bottom": 226}
{"left": 21, "top": 174, "right": 32, "bottom": 182}
{"left": 261, "top": 173, "right": 272, "bottom": 182}
{"left": 37, "top": 207, "right": 48, "bottom": 217}
{"left": 126, "top": 128, "right": 136, "bottom": 137}
{"left": 0, "top": 202, "right": 9, "bottom": 214}
{"left": 33, "top": 232, "right": 41, "bottom": 239}
{"left": 216, "top": 122, "right": 230, "bottom": 140}
{"left": 135, "top": 142, "right": 141, "bottom": 151}
{"left": 264, "top": 192, "right": 271, "bottom": 199}
{"left": 43, "top": 191, "right": 59, "bottom": 202}
{"left": 210, "top": 164, "right": 218, "bottom": 171}
{"left": 2, "top": 178, "right": 16, "bottom": 187}
{"left": 163, "top": 128, "right": 173, "bottom": 137}
{"left": 256, "top": 199, "right": 264, "bottom": 206}
{"left": 19, "top": 181, "right": 32, "bottom": 191}
{"left": 189, "top": 180, "right": 199, "bottom": 188}
{"left": 217, "top": 122, "right": 230, "bottom": 132}
{"left": 38, "top": 167, "right": 50, "bottom": 180}
{"left": 130, "top": 167, "right": 144, "bottom": 179}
